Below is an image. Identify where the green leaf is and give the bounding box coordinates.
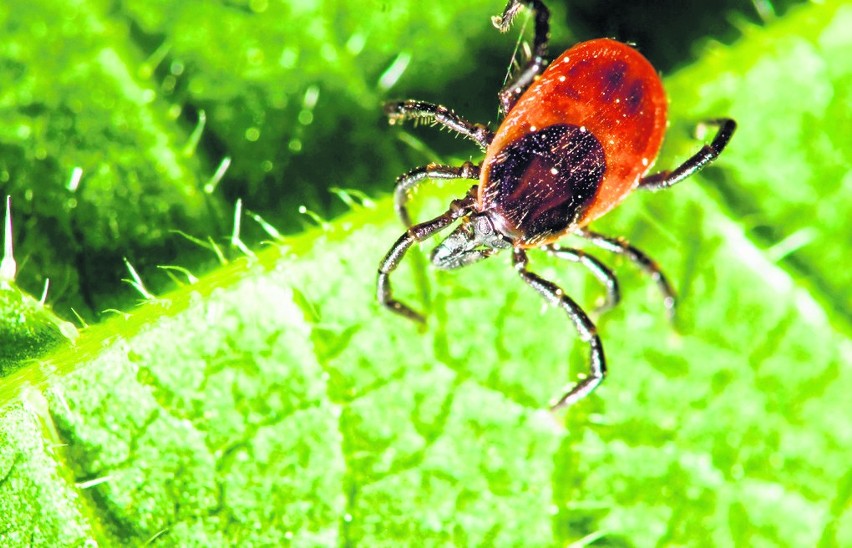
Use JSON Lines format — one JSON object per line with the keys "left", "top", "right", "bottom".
{"left": 664, "top": 0, "right": 852, "bottom": 329}
{"left": 1, "top": 0, "right": 850, "bottom": 545}
{"left": 0, "top": 282, "right": 77, "bottom": 375}
{"left": 0, "top": 0, "right": 222, "bottom": 318}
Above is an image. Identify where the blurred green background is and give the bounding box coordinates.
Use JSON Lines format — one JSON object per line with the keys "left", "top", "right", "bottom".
{"left": 0, "top": 0, "right": 850, "bottom": 546}
{"left": 0, "top": 0, "right": 807, "bottom": 322}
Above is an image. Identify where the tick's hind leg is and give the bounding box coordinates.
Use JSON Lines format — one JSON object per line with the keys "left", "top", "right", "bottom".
{"left": 542, "top": 244, "right": 620, "bottom": 316}
{"left": 514, "top": 248, "right": 606, "bottom": 410}
{"left": 378, "top": 191, "right": 476, "bottom": 323}
{"left": 493, "top": 0, "right": 550, "bottom": 115}
{"left": 577, "top": 229, "right": 676, "bottom": 319}
{"left": 384, "top": 100, "right": 493, "bottom": 149}
{"left": 639, "top": 118, "right": 736, "bottom": 190}
{"left": 394, "top": 162, "right": 480, "bottom": 227}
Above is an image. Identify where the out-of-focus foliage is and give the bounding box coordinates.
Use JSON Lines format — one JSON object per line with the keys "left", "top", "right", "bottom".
{"left": 0, "top": 0, "right": 849, "bottom": 545}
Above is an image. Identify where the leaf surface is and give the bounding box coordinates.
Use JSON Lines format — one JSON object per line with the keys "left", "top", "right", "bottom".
{"left": 0, "top": 0, "right": 850, "bottom": 545}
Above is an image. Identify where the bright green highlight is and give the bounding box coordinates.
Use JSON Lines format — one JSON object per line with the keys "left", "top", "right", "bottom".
{"left": 0, "top": 0, "right": 850, "bottom": 545}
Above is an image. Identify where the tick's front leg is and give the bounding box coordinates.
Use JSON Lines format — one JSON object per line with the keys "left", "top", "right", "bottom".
{"left": 493, "top": 0, "right": 551, "bottom": 115}
{"left": 393, "top": 162, "right": 480, "bottom": 228}
{"left": 383, "top": 100, "right": 493, "bottom": 149}
{"left": 378, "top": 193, "right": 476, "bottom": 323}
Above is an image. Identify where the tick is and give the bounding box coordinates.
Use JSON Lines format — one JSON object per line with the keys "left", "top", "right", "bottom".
{"left": 377, "top": 0, "right": 735, "bottom": 410}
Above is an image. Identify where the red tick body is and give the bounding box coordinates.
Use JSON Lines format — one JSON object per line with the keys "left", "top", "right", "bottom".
{"left": 378, "top": 0, "right": 735, "bottom": 410}
{"left": 480, "top": 39, "right": 668, "bottom": 246}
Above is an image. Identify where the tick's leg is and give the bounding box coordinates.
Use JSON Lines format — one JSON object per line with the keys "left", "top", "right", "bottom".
{"left": 384, "top": 100, "right": 493, "bottom": 149}
{"left": 493, "top": 0, "right": 550, "bottom": 115}
{"left": 394, "top": 162, "right": 480, "bottom": 227}
{"left": 576, "top": 229, "right": 676, "bottom": 319}
{"left": 514, "top": 248, "right": 606, "bottom": 410}
{"left": 378, "top": 191, "right": 476, "bottom": 323}
{"left": 639, "top": 118, "right": 736, "bottom": 190}
{"left": 542, "top": 244, "right": 620, "bottom": 315}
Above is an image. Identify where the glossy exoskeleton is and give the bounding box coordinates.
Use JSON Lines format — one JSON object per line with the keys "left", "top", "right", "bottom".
{"left": 377, "top": 0, "right": 736, "bottom": 410}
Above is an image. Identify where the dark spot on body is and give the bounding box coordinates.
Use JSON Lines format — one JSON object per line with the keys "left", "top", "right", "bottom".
{"left": 625, "top": 80, "right": 645, "bottom": 115}
{"left": 599, "top": 61, "right": 628, "bottom": 100}
{"left": 560, "top": 85, "right": 582, "bottom": 101}
{"left": 566, "top": 58, "right": 593, "bottom": 78}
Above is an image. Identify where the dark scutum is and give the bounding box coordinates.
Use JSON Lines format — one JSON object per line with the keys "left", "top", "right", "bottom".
{"left": 483, "top": 124, "right": 605, "bottom": 244}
